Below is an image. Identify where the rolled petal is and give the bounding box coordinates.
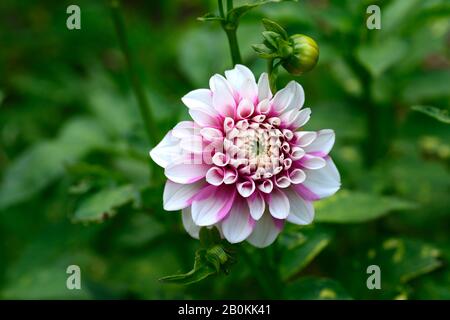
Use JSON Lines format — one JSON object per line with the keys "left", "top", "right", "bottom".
{"left": 237, "top": 98, "right": 254, "bottom": 119}
{"left": 257, "top": 179, "right": 273, "bottom": 193}
{"left": 293, "top": 157, "right": 341, "bottom": 200}
{"left": 285, "top": 188, "right": 314, "bottom": 225}
{"left": 247, "top": 213, "right": 283, "bottom": 248}
{"left": 149, "top": 131, "right": 182, "bottom": 168}
{"left": 182, "top": 207, "right": 200, "bottom": 239}
{"left": 205, "top": 167, "right": 224, "bottom": 186}
{"left": 304, "top": 129, "right": 335, "bottom": 157}
{"left": 237, "top": 180, "right": 256, "bottom": 198}
{"left": 222, "top": 198, "right": 255, "bottom": 243}
{"left": 191, "top": 185, "right": 236, "bottom": 226}
{"left": 247, "top": 192, "right": 265, "bottom": 220}
{"left": 163, "top": 180, "right": 205, "bottom": 211}
{"left": 165, "top": 161, "right": 209, "bottom": 184}
{"left": 268, "top": 188, "right": 290, "bottom": 219}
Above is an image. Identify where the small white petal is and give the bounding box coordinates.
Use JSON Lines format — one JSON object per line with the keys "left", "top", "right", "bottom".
{"left": 299, "top": 154, "right": 326, "bottom": 170}
{"left": 237, "top": 180, "right": 256, "bottom": 198}
{"left": 268, "top": 188, "right": 290, "bottom": 219}
{"left": 206, "top": 167, "right": 224, "bottom": 186}
{"left": 295, "top": 131, "right": 317, "bottom": 147}
{"left": 210, "top": 74, "right": 236, "bottom": 118}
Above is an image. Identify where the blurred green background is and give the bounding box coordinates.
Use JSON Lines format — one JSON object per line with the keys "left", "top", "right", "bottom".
{"left": 0, "top": 0, "right": 449, "bottom": 299}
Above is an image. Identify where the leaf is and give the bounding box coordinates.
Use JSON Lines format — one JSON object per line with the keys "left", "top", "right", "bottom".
{"left": 159, "top": 249, "right": 218, "bottom": 285}
{"left": 402, "top": 71, "right": 450, "bottom": 102}
{"left": 381, "top": 0, "right": 421, "bottom": 33}
{"left": 0, "top": 117, "right": 107, "bottom": 209}
{"left": 356, "top": 38, "right": 408, "bottom": 78}
{"left": 197, "top": 13, "right": 225, "bottom": 22}
{"left": 370, "top": 238, "right": 442, "bottom": 285}
{"left": 227, "top": 1, "right": 294, "bottom": 24}
{"left": 280, "top": 227, "right": 332, "bottom": 281}
{"left": 261, "top": 18, "right": 288, "bottom": 39}
{"left": 314, "top": 190, "right": 416, "bottom": 223}
{"left": 284, "top": 277, "right": 352, "bottom": 300}
{"left": 412, "top": 105, "right": 450, "bottom": 124}
{"left": 72, "top": 185, "right": 137, "bottom": 222}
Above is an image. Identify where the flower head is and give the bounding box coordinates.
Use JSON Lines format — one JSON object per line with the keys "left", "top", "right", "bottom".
{"left": 150, "top": 65, "right": 340, "bottom": 248}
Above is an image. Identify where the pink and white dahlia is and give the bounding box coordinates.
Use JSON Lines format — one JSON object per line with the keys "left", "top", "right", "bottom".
{"left": 150, "top": 64, "right": 340, "bottom": 248}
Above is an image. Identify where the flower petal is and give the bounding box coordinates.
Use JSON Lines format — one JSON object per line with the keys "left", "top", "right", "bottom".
{"left": 225, "top": 64, "right": 258, "bottom": 102}
{"left": 182, "top": 207, "right": 200, "bottom": 239}
{"left": 293, "top": 157, "right": 341, "bottom": 200}
{"left": 298, "top": 154, "right": 326, "bottom": 170}
{"left": 237, "top": 180, "right": 256, "bottom": 198}
{"left": 271, "top": 81, "right": 305, "bottom": 114}
{"left": 149, "top": 131, "right": 182, "bottom": 168}
{"left": 295, "top": 131, "right": 317, "bottom": 147}
{"left": 268, "top": 188, "right": 290, "bottom": 219}
{"left": 285, "top": 188, "right": 315, "bottom": 225}
{"left": 304, "top": 129, "right": 335, "bottom": 157}
{"left": 165, "top": 161, "right": 209, "bottom": 184}
{"left": 222, "top": 198, "right": 255, "bottom": 243}
{"left": 247, "top": 192, "right": 265, "bottom": 220}
{"left": 257, "top": 73, "right": 272, "bottom": 101}
{"left": 247, "top": 213, "right": 283, "bottom": 248}
{"left": 181, "top": 89, "right": 217, "bottom": 116}
{"left": 210, "top": 74, "right": 236, "bottom": 118}
{"left": 205, "top": 167, "right": 224, "bottom": 186}
{"left": 163, "top": 180, "right": 205, "bottom": 211}
{"left": 191, "top": 185, "right": 236, "bottom": 226}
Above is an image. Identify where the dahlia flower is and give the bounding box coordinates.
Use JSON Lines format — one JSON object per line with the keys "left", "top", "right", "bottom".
{"left": 150, "top": 64, "right": 340, "bottom": 248}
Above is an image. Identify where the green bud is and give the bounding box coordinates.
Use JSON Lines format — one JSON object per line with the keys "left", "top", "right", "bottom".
{"left": 282, "top": 34, "right": 319, "bottom": 75}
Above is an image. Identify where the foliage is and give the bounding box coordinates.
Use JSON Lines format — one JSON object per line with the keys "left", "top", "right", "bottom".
{"left": 0, "top": 0, "right": 449, "bottom": 299}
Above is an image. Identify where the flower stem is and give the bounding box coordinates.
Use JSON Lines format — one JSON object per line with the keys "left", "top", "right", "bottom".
{"left": 224, "top": 27, "right": 242, "bottom": 66}
{"left": 110, "top": 0, "right": 157, "bottom": 146}
{"left": 267, "top": 59, "right": 278, "bottom": 93}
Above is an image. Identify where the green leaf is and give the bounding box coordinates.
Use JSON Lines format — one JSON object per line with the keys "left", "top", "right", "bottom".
{"left": 412, "top": 105, "right": 450, "bottom": 124}
{"left": 315, "top": 190, "right": 416, "bottom": 223}
{"left": 0, "top": 117, "right": 107, "bottom": 209}
{"left": 261, "top": 18, "right": 288, "bottom": 39}
{"left": 197, "top": 13, "right": 225, "bottom": 22}
{"left": 72, "top": 185, "right": 137, "bottom": 222}
{"left": 159, "top": 249, "right": 217, "bottom": 285}
{"left": 227, "top": 1, "right": 293, "bottom": 24}
{"left": 356, "top": 38, "right": 408, "bottom": 78}
{"left": 402, "top": 71, "right": 450, "bottom": 102}
{"left": 284, "top": 277, "right": 352, "bottom": 300}
{"left": 370, "top": 238, "right": 442, "bottom": 285}
{"left": 280, "top": 227, "right": 332, "bottom": 281}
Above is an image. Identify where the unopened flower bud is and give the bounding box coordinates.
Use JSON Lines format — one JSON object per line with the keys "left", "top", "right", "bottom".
{"left": 282, "top": 34, "right": 319, "bottom": 75}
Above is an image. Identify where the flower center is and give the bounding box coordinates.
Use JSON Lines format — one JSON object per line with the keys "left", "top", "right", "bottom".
{"left": 223, "top": 117, "right": 293, "bottom": 181}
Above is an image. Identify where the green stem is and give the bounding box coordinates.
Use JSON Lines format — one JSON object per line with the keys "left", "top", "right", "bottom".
{"left": 110, "top": 0, "right": 157, "bottom": 146}
{"left": 226, "top": 0, "right": 233, "bottom": 11}
{"left": 267, "top": 59, "right": 278, "bottom": 93}
{"left": 218, "top": 0, "right": 225, "bottom": 18}
{"left": 224, "top": 27, "right": 242, "bottom": 66}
